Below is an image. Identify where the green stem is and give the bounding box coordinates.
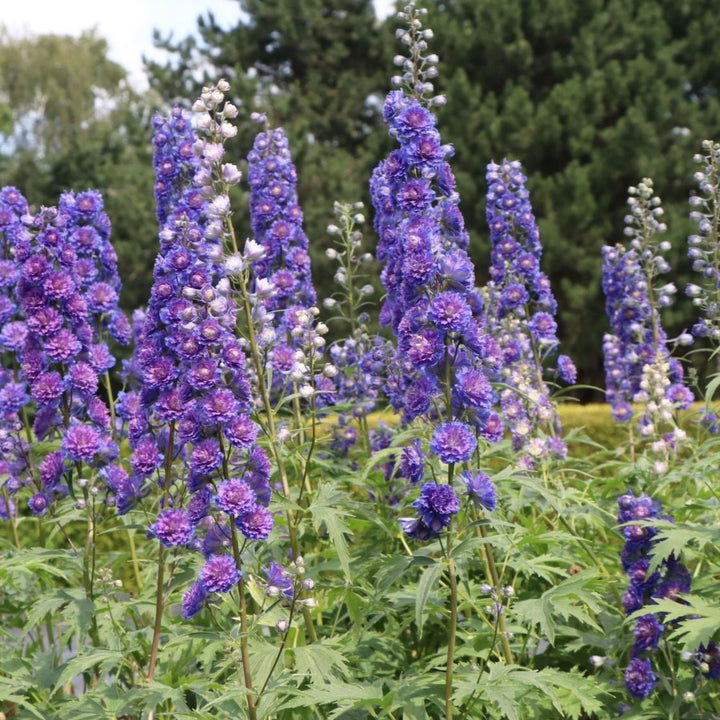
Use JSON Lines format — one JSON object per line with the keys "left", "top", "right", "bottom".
{"left": 126, "top": 525, "right": 143, "bottom": 593}
{"left": 231, "top": 525, "right": 258, "bottom": 720}
{"left": 444, "top": 523, "right": 458, "bottom": 720}
{"left": 2, "top": 487, "right": 20, "bottom": 549}
{"left": 104, "top": 370, "right": 117, "bottom": 439}
{"left": 233, "top": 264, "right": 317, "bottom": 643}
{"left": 147, "top": 421, "right": 176, "bottom": 681}
{"left": 477, "top": 521, "right": 513, "bottom": 664}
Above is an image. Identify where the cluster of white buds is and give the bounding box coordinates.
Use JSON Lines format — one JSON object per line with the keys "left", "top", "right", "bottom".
{"left": 686, "top": 140, "right": 720, "bottom": 339}
{"left": 390, "top": 3, "right": 445, "bottom": 107}
{"left": 624, "top": 180, "right": 673, "bottom": 309}
{"left": 191, "top": 80, "right": 243, "bottom": 244}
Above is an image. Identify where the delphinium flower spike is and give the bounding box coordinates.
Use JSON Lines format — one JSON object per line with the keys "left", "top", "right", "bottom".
{"left": 371, "top": 2, "right": 502, "bottom": 542}
{"left": 246, "top": 114, "right": 316, "bottom": 315}
{"left": 324, "top": 202, "right": 393, "bottom": 455}
{"left": 483, "top": 159, "right": 574, "bottom": 469}
{"left": 602, "top": 180, "right": 692, "bottom": 468}
{"left": 119, "top": 96, "right": 273, "bottom": 628}
{"left": 5, "top": 190, "right": 128, "bottom": 517}
{"left": 0, "top": 186, "right": 31, "bottom": 525}
{"left": 617, "top": 490, "right": 691, "bottom": 701}
{"left": 686, "top": 140, "right": 720, "bottom": 341}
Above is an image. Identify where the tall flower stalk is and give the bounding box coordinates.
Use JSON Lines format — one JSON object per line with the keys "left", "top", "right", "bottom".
{"left": 371, "top": 4, "right": 510, "bottom": 716}
{"left": 483, "top": 159, "right": 575, "bottom": 469}
{"left": 686, "top": 140, "right": 720, "bottom": 342}
{"left": 602, "top": 180, "right": 692, "bottom": 468}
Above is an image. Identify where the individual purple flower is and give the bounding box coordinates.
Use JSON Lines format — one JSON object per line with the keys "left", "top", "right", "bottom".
{"left": 215, "top": 478, "right": 255, "bottom": 518}
{"left": 28, "top": 493, "right": 51, "bottom": 517}
{"left": 263, "top": 561, "right": 294, "bottom": 600}
{"left": 131, "top": 436, "right": 163, "bottom": 477}
{"left": 151, "top": 509, "right": 194, "bottom": 547}
{"left": 199, "top": 554, "right": 241, "bottom": 593}
{"left": 186, "top": 487, "right": 212, "bottom": 525}
{"left": 557, "top": 355, "right": 577, "bottom": 384}
{"left": 429, "top": 422, "right": 477, "bottom": 464}
{"left": 236, "top": 504, "right": 274, "bottom": 541}
{"left": 428, "top": 292, "right": 472, "bottom": 333}
{"left": 399, "top": 516, "right": 433, "bottom": 542}
{"left": 61, "top": 423, "right": 102, "bottom": 463}
{"left": 633, "top": 614, "right": 664, "bottom": 653}
{"left": 190, "top": 438, "right": 223, "bottom": 477}
{"left": 412, "top": 482, "right": 460, "bottom": 534}
{"left": 462, "top": 470, "right": 497, "bottom": 511}
{"left": 398, "top": 439, "right": 425, "bottom": 484}
{"left": 224, "top": 415, "right": 259, "bottom": 449}
{"left": 625, "top": 657, "right": 656, "bottom": 699}
{"left": 182, "top": 581, "right": 207, "bottom": 619}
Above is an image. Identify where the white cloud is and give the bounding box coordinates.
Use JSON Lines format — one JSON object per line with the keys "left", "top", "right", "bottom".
{"left": 2, "top": 0, "right": 240, "bottom": 88}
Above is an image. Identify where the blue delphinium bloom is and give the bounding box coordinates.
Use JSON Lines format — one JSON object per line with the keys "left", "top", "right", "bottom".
{"left": 461, "top": 470, "right": 497, "bottom": 511}
{"left": 262, "top": 561, "right": 295, "bottom": 600}
{"left": 483, "top": 159, "right": 571, "bottom": 468}
{"left": 625, "top": 657, "right": 656, "bottom": 699}
{"left": 430, "top": 422, "right": 477, "bottom": 464}
{"left": 199, "top": 554, "right": 241, "bottom": 594}
{"left": 151, "top": 509, "right": 194, "bottom": 547}
{"left": 633, "top": 614, "right": 664, "bottom": 653}
{"left": 617, "top": 490, "right": 691, "bottom": 701}
{"left": 412, "top": 482, "right": 460, "bottom": 534}
{"left": 181, "top": 581, "right": 207, "bottom": 619}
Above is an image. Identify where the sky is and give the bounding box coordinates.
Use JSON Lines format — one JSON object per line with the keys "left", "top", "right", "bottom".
{"left": 2, "top": 0, "right": 397, "bottom": 89}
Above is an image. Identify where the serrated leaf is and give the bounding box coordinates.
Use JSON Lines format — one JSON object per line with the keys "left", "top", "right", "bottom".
{"left": 290, "top": 643, "right": 349, "bottom": 684}
{"left": 53, "top": 649, "right": 123, "bottom": 692}
{"left": 513, "top": 570, "right": 601, "bottom": 645}
{"left": 637, "top": 595, "right": 720, "bottom": 651}
{"left": 309, "top": 483, "right": 352, "bottom": 579}
{"left": 23, "top": 591, "right": 69, "bottom": 634}
{"left": 280, "top": 681, "right": 383, "bottom": 714}
{"left": 647, "top": 521, "right": 719, "bottom": 572}
{"left": 415, "top": 562, "right": 443, "bottom": 636}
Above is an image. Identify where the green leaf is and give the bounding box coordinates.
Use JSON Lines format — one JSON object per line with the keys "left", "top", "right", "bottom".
{"left": 512, "top": 570, "right": 601, "bottom": 645}
{"left": 280, "top": 680, "right": 383, "bottom": 717}
{"left": 53, "top": 649, "right": 123, "bottom": 693}
{"left": 635, "top": 596, "right": 720, "bottom": 651}
{"left": 308, "top": 483, "right": 352, "bottom": 580}
{"left": 290, "top": 643, "right": 349, "bottom": 684}
{"left": 415, "top": 561, "right": 444, "bottom": 637}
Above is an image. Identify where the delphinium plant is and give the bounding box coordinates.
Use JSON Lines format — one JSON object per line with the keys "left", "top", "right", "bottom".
{"left": 116, "top": 99, "right": 284, "bottom": 718}
{"left": 0, "top": 186, "right": 136, "bottom": 711}
{"left": 187, "top": 82, "right": 356, "bottom": 716}
{"left": 368, "top": 5, "right": 605, "bottom": 719}
{"left": 482, "top": 159, "right": 576, "bottom": 470}
{"left": 324, "top": 201, "right": 393, "bottom": 455}
{"left": 0, "top": 186, "right": 30, "bottom": 530}
{"left": 602, "top": 179, "right": 693, "bottom": 470}
{"left": 686, "top": 140, "right": 720, "bottom": 433}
